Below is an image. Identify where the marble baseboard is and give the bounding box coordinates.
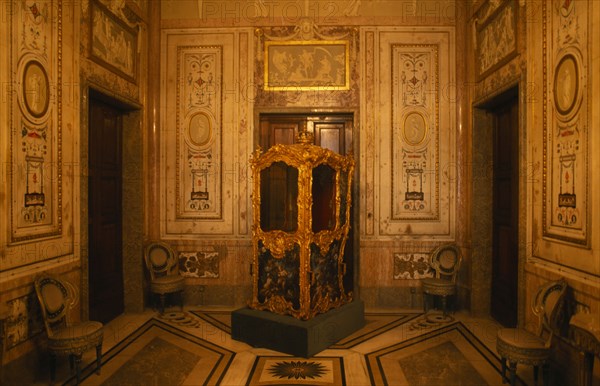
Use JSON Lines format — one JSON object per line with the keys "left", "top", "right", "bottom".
{"left": 361, "top": 286, "right": 423, "bottom": 310}
{"left": 361, "top": 285, "right": 471, "bottom": 313}
{"left": 183, "top": 284, "right": 252, "bottom": 307}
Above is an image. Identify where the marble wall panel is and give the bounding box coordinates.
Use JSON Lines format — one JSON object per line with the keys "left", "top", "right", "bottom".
{"left": 391, "top": 44, "right": 440, "bottom": 221}
{"left": 9, "top": 0, "right": 63, "bottom": 244}
{"left": 171, "top": 240, "right": 252, "bottom": 306}
{"left": 4, "top": 292, "right": 43, "bottom": 350}
{"left": 528, "top": 0, "right": 599, "bottom": 277}
{"left": 360, "top": 29, "right": 376, "bottom": 236}
{"left": 179, "top": 250, "right": 220, "bottom": 278}
{"left": 161, "top": 29, "right": 253, "bottom": 236}
{"left": 161, "top": 0, "right": 459, "bottom": 25}
{"left": 475, "top": 0, "right": 517, "bottom": 79}
{"left": 1, "top": 0, "right": 78, "bottom": 275}
{"left": 373, "top": 28, "right": 456, "bottom": 238}
{"left": 393, "top": 253, "right": 433, "bottom": 279}
{"left": 90, "top": 0, "right": 138, "bottom": 82}
{"left": 542, "top": 0, "right": 589, "bottom": 246}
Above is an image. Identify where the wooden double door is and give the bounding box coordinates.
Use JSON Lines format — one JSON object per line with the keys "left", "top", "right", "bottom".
{"left": 259, "top": 113, "right": 356, "bottom": 293}
{"left": 490, "top": 96, "right": 519, "bottom": 327}
{"left": 88, "top": 96, "right": 125, "bottom": 323}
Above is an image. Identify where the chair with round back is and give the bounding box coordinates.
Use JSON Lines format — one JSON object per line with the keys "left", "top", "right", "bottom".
{"left": 34, "top": 274, "right": 103, "bottom": 385}
{"left": 496, "top": 278, "right": 568, "bottom": 386}
{"left": 144, "top": 241, "right": 185, "bottom": 314}
{"left": 421, "top": 244, "right": 462, "bottom": 319}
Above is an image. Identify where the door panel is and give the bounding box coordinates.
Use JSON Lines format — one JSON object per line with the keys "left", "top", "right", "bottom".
{"left": 273, "top": 123, "right": 297, "bottom": 146}
{"left": 491, "top": 98, "right": 519, "bottom": 327}
{"left": 314, "top": 122, "right": 345, "bottom": 154}
{"left": 89, "top": 97, "right": 124, "bottom": 324}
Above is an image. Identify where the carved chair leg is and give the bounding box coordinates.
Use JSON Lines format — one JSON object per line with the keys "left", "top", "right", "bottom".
{"left": 159, "top": 293, "right": 166, "bottom": 314}
{"left": 74, "top": 354, "right": 82, "bottom": 385}
{"left": 501, "top": 357, "right": 507, "bottom": 383}
{"left": 582, "top": 351, "right": 594, "bottom": 386}
{"left": 542, "top": 363, "right": 549, "bottom": 386}
{"left": 508, "top": 361, "right": 517, "bottom": 386}
{"left": 96, "top": 343, "right": 103, "bottom": 375}
{"left": 50, "top": 353, "right": 57, "bottom": 383}
{"left": 441, "top": 296, "right": 448, "bottom": 317}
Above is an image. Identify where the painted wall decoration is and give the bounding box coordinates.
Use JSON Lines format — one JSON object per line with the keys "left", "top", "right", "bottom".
{"left": 476, "top": 0, "right": 517, "bottom": 79}
{"left": 543, "top": 0, "right": 589, "bottom": 245}
{"left": 555, "top": 0, "right": 579, "bottom": 46}
{"left": 392, "top": 45, "right": 439, "bottom": 220}
{"left": 5, "top": 293, "right": 43, "bottom": 349}
{"left": 10, "top": 1, "right": 62, "bottom": 242}
{"left": 177, "top": 47, "right": 222, "bottom": 218}
{"left": 90, "top": 0, "right": 137, "bottom": 82}
{"left": 264, "top": 40, "right": 349, "bottom": 90}
{"left": 363, "top": 30, "right": 376, "bottom": 236}
{"left": 162, "top": 30, "right": 250, "bottom": 236}
{"left": 22, "top": 1, "right": 49, "bottom": 52}
{"left": 20, "top": 124, "right": 49, "bottom": 223}
{"left": 179, "top": 251, "right": 219, "bottom": 278}
{"left": 393, "top": 253, "right": 433, "bottom": 279}
{"left": 376, "top": 28, "right": 454, "bottom": 237}
{"left": 476, "top": 0, "right": 505, "bottom": 24}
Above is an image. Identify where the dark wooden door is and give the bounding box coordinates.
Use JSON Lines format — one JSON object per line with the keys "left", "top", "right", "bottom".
{"left": 491, "top": 98, "right": 519, "bottom": 327}
{"left": 259, "top": 113, "right": 355, "bottom": 292}
{"left": 88, "top": 97, "right": 124, "bottom": 323}
{"left": 259, "top": 114, "right": 352, "bottom": 153}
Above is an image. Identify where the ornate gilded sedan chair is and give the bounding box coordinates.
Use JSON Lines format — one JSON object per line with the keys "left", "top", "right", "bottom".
{"left": 421, "top": 244, "right": 462, "bottom": 320}
{"left": 496, "top": 278, "right": 568, "bottom": 386}
{"left": 144, "top": 241, "right": 185, "bottom": 314}
{"left": 34, "top": 274, "right": 103, "bottom": 385}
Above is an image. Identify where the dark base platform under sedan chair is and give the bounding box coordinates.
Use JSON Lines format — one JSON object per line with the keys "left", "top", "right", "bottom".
{"left": 496, "top": 279, "right": 568, "bottom": 386}
{"left": 232, "top": 130, "right": 364, "bottom": 357}
{"left": 34, "top": 274, "right": 104, "bottom": 385}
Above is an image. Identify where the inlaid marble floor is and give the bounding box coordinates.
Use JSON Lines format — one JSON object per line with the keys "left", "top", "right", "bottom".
{"left": 50, "top": 308, "right": 535, "bottom": 386}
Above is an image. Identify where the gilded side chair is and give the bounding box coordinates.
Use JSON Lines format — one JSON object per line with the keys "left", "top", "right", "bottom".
{"left": 144, "top": 241, "right": 185, "bottom": 314}
{"left": 496, "top": 278, "right": 568, "bottom": 386}
{"left": 34, "top": 274, "right": 103, "bottom": 385}
{"left": 421, "top": 244, "right": 462, "bottom": 319}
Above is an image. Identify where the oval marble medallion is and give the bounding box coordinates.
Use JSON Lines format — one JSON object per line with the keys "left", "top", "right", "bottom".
{"left": 403, "top": 112, "right": 427, "bottom": 146}
{"left": 187, "top": 112, "right": 212, "bottom": 147}
{"left": 553, "top": 54, "right": 579, "bottom": 117}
